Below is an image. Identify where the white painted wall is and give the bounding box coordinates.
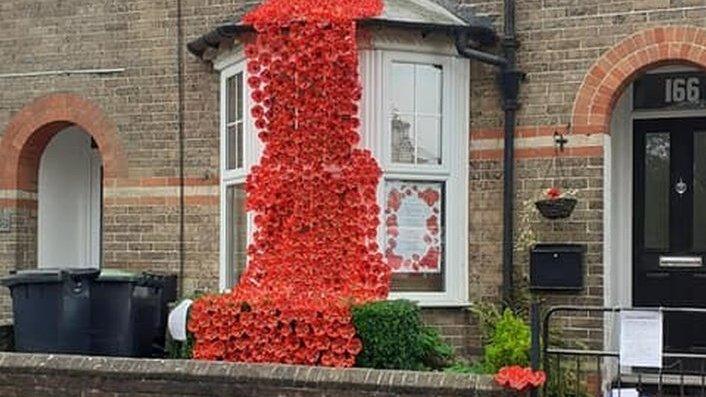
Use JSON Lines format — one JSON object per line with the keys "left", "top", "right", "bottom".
{"left": 38, "top": 127, "right": 102, "bottom": 269}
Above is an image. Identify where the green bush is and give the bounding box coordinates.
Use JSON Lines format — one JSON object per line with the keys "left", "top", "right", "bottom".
{"left": 352, "top": 300, "right": 455, "bottom": 370}
{"left": 419, "top": 326, "right": 455, "bottom": 370}
{"left": 444, "top": 359, "right": 485, "bottom": 374}
{"left": 481, "top": 308, "right": 530, "bottom": 373}
{"left": 352, "top": 300, "right": 425, "bottom": 370}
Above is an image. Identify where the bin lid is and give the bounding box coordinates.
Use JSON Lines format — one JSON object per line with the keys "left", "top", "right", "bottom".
{"left": 96, "top": 269, "right": 143, "bottom": 282}
{"left": 0, "top": 268, "right": 99, "bottom": 287}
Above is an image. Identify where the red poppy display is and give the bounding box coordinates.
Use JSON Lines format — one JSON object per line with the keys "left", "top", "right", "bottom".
{"left": 494, "top": 366, "right": 547, "bottom": 392}
{"left": 188, "top": 0, "right": 390, "bottom": 368}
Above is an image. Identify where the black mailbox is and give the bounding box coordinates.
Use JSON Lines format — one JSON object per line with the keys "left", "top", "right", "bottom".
{"left": 530, "top": 244, "right": 586, "bottom": 291}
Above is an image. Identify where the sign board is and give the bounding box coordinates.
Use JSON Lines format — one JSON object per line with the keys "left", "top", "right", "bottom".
{"left": 634, "top": 72, "right": 706, "bottom": 111}
{"left": 619, "top": 310, "right": 663, "bottom": 368}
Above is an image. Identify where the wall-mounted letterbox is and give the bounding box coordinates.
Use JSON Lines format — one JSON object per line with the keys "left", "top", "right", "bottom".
{"left": 530, "top": 244, "right": 586, "bottom": 291}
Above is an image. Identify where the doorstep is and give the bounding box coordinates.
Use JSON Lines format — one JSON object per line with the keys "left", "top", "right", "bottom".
{"left": 0, "top": 352, "right": 502, "bottom": 397}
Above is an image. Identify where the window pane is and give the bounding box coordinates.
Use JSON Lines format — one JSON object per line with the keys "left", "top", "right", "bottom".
{"left": 644, "top": 132, "right": 670, "bottom": 250}
{"left": 226, "top": 184, "right": 248, "bottom": 287}
{"left": 227, "top": 123, "right": 244, "bottom": 170}
{"left": 390, "top": 62, "right": 443, "bottom": 166}
{"left": 391, "top": 63, "right": 415, "bottom": 113}
{"left": 235, "top": 73, "right": 243, "bottom": 121}
{"left": 694, "top": 132, "right": 706, "bottom": 250}
{"left": 391, "top": 114, "right": 415, "bottom": 164}
{"left": 383, "top": 180, "right": 445, "bottom": 292}
{"left": 416, "top": 116, "right": 441, "bottom": 165}
{"left": 416, "top": 65, "right": 442, "bottom": 115}
{"left": 226, "top": 72, "right": 244, "bottom": 171}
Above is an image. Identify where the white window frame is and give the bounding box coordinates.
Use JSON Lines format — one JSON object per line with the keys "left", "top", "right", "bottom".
{"left": 215, "top": 46, "right": 469, "bottom": 305}
{"left": 217, "top": 53, "right": 262, "bottom": 291}
{"left": 361, "top": 49, "right": 470, "bottom": 307}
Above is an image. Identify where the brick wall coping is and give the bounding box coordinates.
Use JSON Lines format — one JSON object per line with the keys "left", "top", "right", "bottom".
{"left": 0, "top": 352, "right": 500, "bottom": 395}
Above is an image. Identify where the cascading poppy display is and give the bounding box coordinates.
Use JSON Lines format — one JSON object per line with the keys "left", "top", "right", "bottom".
{"left": 188, "top": 0, "right": 391, "bottom": 367}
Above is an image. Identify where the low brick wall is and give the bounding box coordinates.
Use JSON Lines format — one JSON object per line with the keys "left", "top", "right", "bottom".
{"left": 0, "top": 352, "right": 502, "bottom": 397}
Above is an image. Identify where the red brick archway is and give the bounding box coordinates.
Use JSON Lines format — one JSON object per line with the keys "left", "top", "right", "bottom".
{"left": 0, "top": 93, "right": 128, "bottom": 192}
{"left": 572, "top": 26, "right": 706, "bottom": 135}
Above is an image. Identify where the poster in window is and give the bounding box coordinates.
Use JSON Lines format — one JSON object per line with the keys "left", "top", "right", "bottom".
{"left": 384, "top": 181, "right": 443, "bottom": 273}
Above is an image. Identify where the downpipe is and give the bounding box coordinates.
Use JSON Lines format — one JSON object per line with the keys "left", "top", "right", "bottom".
{"left": 454, "top": 0, "right": 523, "bottom": 305}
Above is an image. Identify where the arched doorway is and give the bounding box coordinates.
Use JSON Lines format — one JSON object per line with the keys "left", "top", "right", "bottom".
{"left": 0, "top": 93, "right": 127, "bottom": 270}
{"left": 571, "top": 26, "right": 706, "bottom": 354}
{"left": 38, "top": 127, "right": 102, "bottom": 269}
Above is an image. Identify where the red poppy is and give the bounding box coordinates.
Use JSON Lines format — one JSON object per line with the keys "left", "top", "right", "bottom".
{"left": 188, "top": 0, "right": 390, "bottom": 368}
{"left": 494, "top": 366, "right": 547, "bottom": 392}
{"left": 546, "top": 187, "right": 561, "bottom": 200}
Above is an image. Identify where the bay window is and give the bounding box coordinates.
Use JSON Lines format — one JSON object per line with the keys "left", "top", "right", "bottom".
{"left": 363, "top": 50, "right": 470, "bottom": 306}
{"left": 218, "top": 46, "right": 469, "bottom": 305}
{"left": 218, "top": 58, "right": 259, "bottom": 290}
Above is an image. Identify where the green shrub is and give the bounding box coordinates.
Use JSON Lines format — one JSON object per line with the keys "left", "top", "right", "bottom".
{"left": 482, "top": 308, "right": 530, "bottom": 373}
{"left": 352, "top": 300, "right": 455, "bottom": 370}
{"left": 419, "top": 326, "right": 455, "bottom": 370}
{"left": 352, "top": 300, "right": 425, "bottom": 370}
{"left": 444, "top": 359, "right": 485, "bottom": 374}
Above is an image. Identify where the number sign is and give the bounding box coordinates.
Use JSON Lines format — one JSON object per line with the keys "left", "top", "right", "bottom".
{"left": 634, "top": 72, "right": 706, "bottom": 111}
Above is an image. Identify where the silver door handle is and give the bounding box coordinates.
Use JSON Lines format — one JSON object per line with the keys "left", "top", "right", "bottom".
{"left": 659, "top": 256, "right": 703, "bottom": 268}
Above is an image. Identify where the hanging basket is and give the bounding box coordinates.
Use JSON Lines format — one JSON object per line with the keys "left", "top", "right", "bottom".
{"left": 534, "top": 197, "right": 577, "bottom": 220}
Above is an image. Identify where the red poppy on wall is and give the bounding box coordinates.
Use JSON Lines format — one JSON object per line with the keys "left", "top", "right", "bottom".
{"left": 188, "top": 0, "right": 390, "bottom": 368}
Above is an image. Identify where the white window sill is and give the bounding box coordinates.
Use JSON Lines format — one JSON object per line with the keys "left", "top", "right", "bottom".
{"left": 387, "top": 294, "right": 472, "bottom": 308}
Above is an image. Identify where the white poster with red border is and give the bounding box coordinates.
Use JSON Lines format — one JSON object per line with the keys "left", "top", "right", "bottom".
{"left": 384, "top": 181, "right": 443, "bottom": 273}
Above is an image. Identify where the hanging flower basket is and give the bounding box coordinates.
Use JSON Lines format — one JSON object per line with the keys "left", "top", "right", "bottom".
{"left": 535, "top": 198, "right": 577, "bottom": 219}
{"left": 534, "top": 188, "right": 577, "bottom": 219}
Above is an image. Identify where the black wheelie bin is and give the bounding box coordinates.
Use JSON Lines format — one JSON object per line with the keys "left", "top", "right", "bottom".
{"left": 1, "top": 268, "right": 99, "bottom": 354}
{"left": 1, "top": 268, "right": 176, "bottom": 357}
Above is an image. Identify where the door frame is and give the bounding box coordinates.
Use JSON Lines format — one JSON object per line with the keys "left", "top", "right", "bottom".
{"left": 603, "top": 66, "right": 706, "bottom": 352}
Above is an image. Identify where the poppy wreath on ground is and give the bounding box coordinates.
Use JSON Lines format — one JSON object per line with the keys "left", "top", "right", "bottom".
{"left": 494, "top": 365, "right": 547, "bottom": 392}
{"left": 188, "top": 0, "right": 391, "bottom": 368}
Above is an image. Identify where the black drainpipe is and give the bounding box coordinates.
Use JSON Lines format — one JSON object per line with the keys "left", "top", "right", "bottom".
{"left": 455, "top": 0, "right": 522, "bottom": 304}
{"left": 176, "top": 0, "right": 186, "bottom": 298}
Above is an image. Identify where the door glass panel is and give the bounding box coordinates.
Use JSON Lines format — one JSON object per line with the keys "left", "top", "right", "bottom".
{"left": 694, "top": 131, "right": 706, "bottom": 250}
{"left": 644, "top": 132, "right": 671, "bottom": 250}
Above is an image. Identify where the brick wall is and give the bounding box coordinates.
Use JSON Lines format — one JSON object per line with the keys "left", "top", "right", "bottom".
{"left": 0, "top": 353, "right": 502, "bottom": 397}
{"left": 0, "top": 0, "right": 258, "bottom": 322}
{"left": 463, "top": 0, "right": 706, "bottom": 349}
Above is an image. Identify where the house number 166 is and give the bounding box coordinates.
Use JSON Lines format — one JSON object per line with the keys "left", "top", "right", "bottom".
{"left": 665, "top": 77, "right": 701, "bottom": 103}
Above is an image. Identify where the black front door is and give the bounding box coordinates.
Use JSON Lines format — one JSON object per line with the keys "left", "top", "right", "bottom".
{"left": 634, "top": 117, "right": 706, "bottom": 354}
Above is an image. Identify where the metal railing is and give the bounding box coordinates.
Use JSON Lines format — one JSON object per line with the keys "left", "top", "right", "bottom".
{"left": 533, "top": 305, "right": 706, "bottom": 397}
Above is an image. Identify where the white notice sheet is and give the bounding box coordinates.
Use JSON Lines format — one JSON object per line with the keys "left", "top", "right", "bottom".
{"left": 619, "top": 310, "right": 663, "bottom": 368}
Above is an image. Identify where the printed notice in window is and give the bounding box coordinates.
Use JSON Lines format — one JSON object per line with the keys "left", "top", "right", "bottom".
{"left": 384, "top": 181, "right": 443, "bottom": 274}
{"left": 619, "top": 310, "right": 663, "bottom": 368}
